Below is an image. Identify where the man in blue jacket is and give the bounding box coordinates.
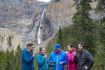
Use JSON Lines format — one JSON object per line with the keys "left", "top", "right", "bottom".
{"left": 22, "top": 43, "right": 36, "bottom": 70}
{"left": 49, "top": 43, "right": 67, "bottom": 70}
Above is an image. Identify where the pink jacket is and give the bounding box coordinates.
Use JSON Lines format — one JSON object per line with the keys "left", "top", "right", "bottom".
{"left": 66, "top": 48, "right": 78, "bottom": 70}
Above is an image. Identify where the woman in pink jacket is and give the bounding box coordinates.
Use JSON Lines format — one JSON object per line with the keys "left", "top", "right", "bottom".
{"left": 66, "top": 45, "right": 78, "bottom": 70}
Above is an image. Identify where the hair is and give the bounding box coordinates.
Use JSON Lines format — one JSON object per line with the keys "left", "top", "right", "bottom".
{"left": 67, "top": 44, "right": 77, "bottom": 52}
{"left": 27, "top": 43, "right": 33, "bottom": 47}
{"left": 79, "top": 42, "right": 87, "bottom": 49}
{"left": 70, "top": 44, "right": 75, "bottom": 48}
{"left": 68, "top": 44, "right": 77, "bottom": 48}
{"left": 39, "top": 47, "right": 45, "bottom": 53}
{"left": 39, "top": 47, "right": 42, "bottom": 52}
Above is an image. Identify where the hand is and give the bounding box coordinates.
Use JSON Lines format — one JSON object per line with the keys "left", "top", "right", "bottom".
{"left": 44, "top": 54, "right": 47, "bottom": 58}
{"left": 66, "top": 51, "right": 68, "bottom": 54}
{"left": 33, "top": 50, "right": 37, "bottom": 57}
{"left": 49, "top": 61, "right": 56, "bottom": 66}
{"left": 73, "top": 51, "right": 77, "bottom": 56}
{"left": 60, "top": 62, "right": 63, "bottom": 64}
{"left": 84, "top": 65, "right": 88, "bottom": 70}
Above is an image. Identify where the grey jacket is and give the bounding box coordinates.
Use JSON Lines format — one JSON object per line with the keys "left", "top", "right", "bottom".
{"left": 78, "top": 49, "right": 94, "bottom": 70}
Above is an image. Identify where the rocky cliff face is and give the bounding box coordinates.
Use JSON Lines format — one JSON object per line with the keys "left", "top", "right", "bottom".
{"left": 46, "top": 0, "right": 76, "bottom": 31}
{"left": 0, "top": 0, "right": 102, "bottom": 51}
{"left": 0, "top": 0, "right": 50, "bottom": 50}
{"left": 0, "top": 28, "right": 22, "bottom": 51}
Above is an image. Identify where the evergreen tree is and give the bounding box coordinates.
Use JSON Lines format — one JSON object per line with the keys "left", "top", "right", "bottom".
{"left": 0, "top": 46, "right": 22, "bottom": 70}
{"left": 97, "top": 0, "right": 105, "bottom": 11}
{"left": 92, "top": 0, "right": 105, "bottom": 69}
{"left": 57, "top": 27, "right": 65, "bottom": 49}
{"left": 5, "top": 50, "right": 11, "bottom": 70}
{"left": 0, "top": 51, "right": 5, "bottom": 70}
{"left": 9, "top": 49, "right": 15, "bottom": 70}
{"left": 72, "top": 0, "right": 95, "bottom": 53}
{"left": 14, "top": 45, "right": 21, "bottom": 70}
{"left": 94, "top": 17, "right": 105, "bottom": 70}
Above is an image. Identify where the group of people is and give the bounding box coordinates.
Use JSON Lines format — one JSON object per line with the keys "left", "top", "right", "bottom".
{"left": 22, "top": 42, "right": 94, "bottom": 70}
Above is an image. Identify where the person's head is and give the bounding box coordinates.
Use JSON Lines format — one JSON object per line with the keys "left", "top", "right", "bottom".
{"left": 67, "top": 45, "right": 71, "bottom": 51}
{"left": 67, "top": 44, "right": 77, "bottom": 52}
{"left": 70, "top": 47, "right": 76, "bottom": 53}
{"left": 54, "top": 43, "right": 61, "bottom": 53}
{"left": 27, "top": 43, "right": 34, "bottom": 53}
{"left": 78, "top": 42, "right": 86, "bottom": 51}
{"left": 39, "top": 47, "right": 46, "bottom": 55}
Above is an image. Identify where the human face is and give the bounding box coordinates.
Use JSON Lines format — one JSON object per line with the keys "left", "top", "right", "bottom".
{"left": 54, "top": 48, "right": 60, "bottom": 53}
{"left": 28, "top": 46, "right": 34, "bottom": 53}
{"left": 78, "top": 44, "right": 83, "bottom": 51}
{"left": 41, "top": 48, "right": 46, "bottom": 55}
{"left": 67, "top": 45, "right": 71, "bottom": 51}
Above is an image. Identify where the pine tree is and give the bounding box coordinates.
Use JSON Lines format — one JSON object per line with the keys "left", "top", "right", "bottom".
{"left": 96, "top": 17, "right": 105, "bottom": 69}
{"left": 9, "top": 49, "right": 15, "bottom": 70}
{"left": 5, "top": 50, "right": 11, "bottom": 70}
{"left": 97, "top": 0, "right": 105, "bottom": 11}
{"left": 57, "top": 27, "right": 66, "bottom": 49}
{"left": 92, "top": 0, "right": 105, "bottom": 69}
{"left": 0, "top": 51, "right": 5, "bottom": 70}
{"left": 14, "top": 45, "right": 21, "bottom": 70}
{"left": 72, "top": 0, "right": 95, "bottom": 53}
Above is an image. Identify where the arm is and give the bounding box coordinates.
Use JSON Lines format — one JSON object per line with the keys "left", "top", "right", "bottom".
{"left": 36, "top": 55, "right": 44, "bottom": 66}
{"left": 60, "top": 52, "right": 67, "bottom": 65}
{"left": 49, "top": 52, "right": 56, "bottom": 66}
{"left": 22, "top": 52, "right": 34, "bottom": 64}
{"left": 85, "top": 52, "right": 94, "bottom": 69}
{"left": 63, "top": 52, "right": 67, "bottom": 65}
{"left": 74, "top": 55, "right": 78, "bottom": 63}
{"left": 49, "top": 53, "right": 52, "bottom": 62}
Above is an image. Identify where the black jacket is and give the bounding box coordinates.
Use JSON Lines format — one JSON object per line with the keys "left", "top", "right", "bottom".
{"left": 78, "top": 49, "right": 94, "bottom": 70}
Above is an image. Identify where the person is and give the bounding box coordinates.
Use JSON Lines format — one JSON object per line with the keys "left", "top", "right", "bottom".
{"left": 49, "top": 43, "right": 67, "bottom": 70}
{"left": 22, "top": 43, "right": 36, "bottom": 70}
{"left": 66, "top": 45, "right": 78, "bottom": 70}
{"left": 78, "top": 42, "right": 94, "bottom": 70}
{"left": 36, "top": 47, "right": 49, "bottom": 70}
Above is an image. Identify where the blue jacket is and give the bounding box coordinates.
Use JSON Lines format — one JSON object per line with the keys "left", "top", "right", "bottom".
{"left": 36, "top": 53, "right": 49, "bottom": 70}
{"left": 49, "top": 51, "right": 67, "bottom": 70}
{"left": 22, "top": 48, "right": 34, "bottom": 70}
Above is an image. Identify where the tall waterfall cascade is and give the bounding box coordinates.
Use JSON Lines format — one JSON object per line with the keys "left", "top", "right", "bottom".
{"left": 37, "top": 7, "right": 46, "bottom": 45}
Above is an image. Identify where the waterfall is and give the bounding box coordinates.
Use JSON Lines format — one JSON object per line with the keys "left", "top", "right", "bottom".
{"left": 37, "top": 8, "right": 46, "bottom": 45}
{"left": 37, "top": 25, "right": 42, "bottom": 45}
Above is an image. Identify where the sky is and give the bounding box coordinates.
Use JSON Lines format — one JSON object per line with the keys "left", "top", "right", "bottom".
{"left": 37, "top": 0, "right": 51, "bottom": 3}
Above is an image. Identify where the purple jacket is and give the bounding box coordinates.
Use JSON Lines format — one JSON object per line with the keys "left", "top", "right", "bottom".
{"left": 66, "top": 48, "right": 78, "bottom": 70}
